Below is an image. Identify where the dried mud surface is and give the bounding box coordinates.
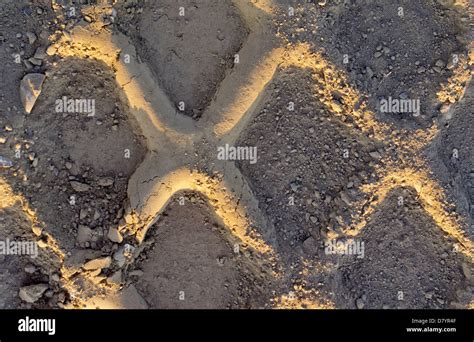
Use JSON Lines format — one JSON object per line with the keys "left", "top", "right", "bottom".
{"left": 0, "top": 0, "right": 472, "bottom": 309}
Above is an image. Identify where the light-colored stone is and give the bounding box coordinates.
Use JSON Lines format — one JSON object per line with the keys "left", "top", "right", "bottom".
{"left": 70, "top": 181, "right": 91, "bottom": 192}
{"left": 77, "top": 225, "right": 93, "bottom": 244}
{"left": 26, "top": 32, "right": 37, "bottom": 44}
{"left": 79, "top": 209, "right": 88, "bottom": 220}
{"left": 33, "top": 47, "right": 47, "bottom": 60}
{"left": 83, "top": 256, "right": 112, "bottom": 271}
{"left": 97, "top": 177, "right": 114, "bottom": 187}
{"left": 107, "top": 227, "right": 123, "bottom": 243}
{"left": 19, "top": 284, "right": 48, "bottom": 303}
{"left": 20, "top": 73, "right": 45, "bottom": 114}
{"left": 369, "top": 151, "right": 382, "bottom": 160}
{"left": 31, "top": 226, "right": 42, "bottom": 237}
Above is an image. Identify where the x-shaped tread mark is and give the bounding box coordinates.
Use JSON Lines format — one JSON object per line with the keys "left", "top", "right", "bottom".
{"left": 56, "top": 0, "right": 283, "bottom": 255}
{"left": 48, "top": 1, "right": 474, "bottom": 308}
{"left": 55, "top": 0, "right": 474, "bottom": 261}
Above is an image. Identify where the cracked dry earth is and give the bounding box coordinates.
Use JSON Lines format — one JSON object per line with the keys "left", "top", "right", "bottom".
{"left": 0, "top": 0, "right": 473, "bottom": 309}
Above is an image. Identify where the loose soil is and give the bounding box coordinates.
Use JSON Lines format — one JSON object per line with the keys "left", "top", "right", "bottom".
{"left": 0, "top": 0, "right": 472, "bottom": 309}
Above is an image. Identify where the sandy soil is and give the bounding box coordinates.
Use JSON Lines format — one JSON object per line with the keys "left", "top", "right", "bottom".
{"left": 116, "top": 0, "right": 249, "bottom": 118}
{"left": 133, "top": 192, "right": 272, "bottom": 309}
{"left": 0, "top": 0, "right": 472, "bottom": 309}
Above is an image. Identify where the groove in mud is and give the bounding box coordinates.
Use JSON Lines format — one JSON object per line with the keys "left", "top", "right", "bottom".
{"left": 116, "top": 0, "right": 250, "bottom": 118}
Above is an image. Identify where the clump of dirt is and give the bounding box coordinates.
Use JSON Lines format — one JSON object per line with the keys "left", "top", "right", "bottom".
{"left": 132, "top": 192, "right": 273, "bottom": 309}
{"left": 115, "top": 0, "right": 249, "bottom": 118}
{"left": 278, "top": 0, "right": 469, "bottom": 128}
{"left": 336, "top": 187, "right": 467, "bottom": 309}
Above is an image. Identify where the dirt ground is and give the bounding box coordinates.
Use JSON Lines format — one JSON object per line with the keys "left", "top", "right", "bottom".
{"left": 0, "top": 0, "right": 472, "bottom": 309}
{"left": 116, "top": 0, "right": 249, "bottom": 118}
{"left": 133, "top": 192, "right": 271, "bottom": 309}
{"left": 336, "top": 187, "right": 465, "bottom": 309}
